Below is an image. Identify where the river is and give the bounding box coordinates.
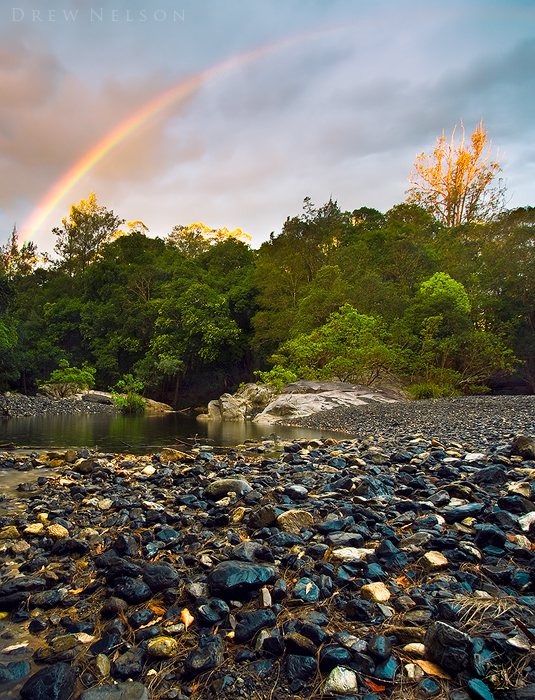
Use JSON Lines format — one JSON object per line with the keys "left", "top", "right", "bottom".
{"left": 0, "top": 410, "right": 352, "bottom": 454}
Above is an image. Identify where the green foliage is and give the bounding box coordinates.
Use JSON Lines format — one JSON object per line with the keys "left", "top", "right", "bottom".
{"left": 270, "top": 304, "right": 403, "bottom": 385}
{"left": 110, "top": 374, "right": 145, "bottom": 413}
{"left": 254, "top": 365, "right": 297, "bottom": 391}
{"left": 408, "top": 382, "right": 458, "bottom": 400}
{"left": 42, "top": 359, "right": 96, "bottom": 396}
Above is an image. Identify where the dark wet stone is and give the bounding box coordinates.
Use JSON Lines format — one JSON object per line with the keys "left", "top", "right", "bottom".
{"left": 418, "top": 677, "right": 441, "bottom": 696}
{"left": 470, "top": 467, "right": 506, "bottom": 485}
{"left": 497, "top": 495, "right": 531, "bottom": 515}
{"left": 0, "top": 659, "right": 31, "bottom": 683}
{"left": 101, "top": 597, "right": 129, "bottom": 616}
{"left": 441, "top": 503, "right": 485, "bottom": 523}
{"left": 0, "top": 591, "right": 30, "bottom": 610}
{"left": 373, "top": 655, "right": 398, "bottom": 681}
{"left": 114, "top": 577, "right": 152, "bottom": 604}
{"left": 29, "top": 589, "right": 66, "bottom": 609}
{"left": 293, "top": 577, "right": 320, "bottom": 602}
{"left": 143, "top": 562, "right": 179, "bottom": 591}
{"left": 105, "top": 561, "right": 144, "bottom": 583}
{"left": 504, "top": 685, "right": 535, "bottom": 699}
{"left": 261, "top": 632, "right": 285, "bottom": 656}
{"left": 284, "top": 654, "right": 316, "bottom": 680}
{"left": 248, "top": 505, "right": 279, "bottom": 529}
{"left": 345, "top": 598, "right": 376, "bottom": 622}
{"left": 89, "top": 631, "right": 122, "bottom": 655}
{"left": 207, "top": 560, "right": 276, "bottom": 597}
{"left": 326, "top": 532, "right": 365, "bottom": 547}
{"left": 467, "top": 678, "right": 496, "bottom": 700}
{"left": 351, "top": 651, "right": 376, "bottom": 675}
{"left": 474, "top": 525, "right": 507, "bottom": 550}
{"left": 267, "top": 532, "right": 303, "bottom": 548}
{"left": 184, "top": 634, "right": 225, "bottom": 675}
{"left": 234, "top": 609, "right": 277, "bottom": 643}
{"left": 113, "top": 534, "right": 139, "bottom": 557}
{"left": 319, "top": 645, "right": 353, "bottom": 671}
{"left": 367, "top": 635, "right": 392, "bottom": 661}
{"left": 424, "top": 621, "right": 473, "bottom": 671}
{"left": 272, "top": 579, "right": 287, "bottom": 601}
{"left": 284, "top": 632, "right": 318, "bottom": 656}
{"left": 0, "top": 577, "right": 46, "bottom": 596}
{"left": 113, "top": 647, "right": 146, "bottom": 679}
{"left": 20, "top": 662, "right": 77, "bottom": 700}
{"left": 28, "top": 618, "right": 48, "bottom": 633}
{"left": 156, "top": 528, "right": 180, "bottom": 544}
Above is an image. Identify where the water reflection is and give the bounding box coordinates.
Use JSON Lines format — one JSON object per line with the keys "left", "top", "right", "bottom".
{"left": 0, "top": 411, "right": 352, "bottom": 453}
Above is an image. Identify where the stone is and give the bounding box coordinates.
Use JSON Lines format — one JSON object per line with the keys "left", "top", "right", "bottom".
{"left": 361, "top": 582, "right": 391, "bottom": 602}
{"left": 284, "top": 654, "right": 316, "bottom": 680}
{"left": 424, "top": 621, "right": 473, "bottom": 671}
{"left": 78, "top": 682, "right": 150, "bottom": 700}
{"left": 324, "top": 666, "right": 359, "bottom": 694}
{"left": 207, "top": 561, "right": 276, "bottom": 597}
{"left": 0, "top": 659, "right": 31, "bottom": 683}
{"left": 143, "top": 562, "right": 179, "bottom": 591}
{"left": 0, "top": 526, "right": 19, "bottom": 539}
{"left": 420, "top": 551, "right": 449, "bottom": 572}
{"left": 368, "top": 635, "right": 392, "bottom": 661}
{"left": 184, "top": 635, "right": 225, "bottom": 675}
{"left": 114, "top": 577, "right": 152, "bottom": 604}
{"left": 234, "top": 609, "right": 277, "bottom": 643}
{"left": 113, "top": 647, "right": 146, "bottom": 678}
{"left": 512, "top": 435, "right": 535, "bottom": 460}
{"left": 46, "top": 524, "right": 69, "bottom": 538}
{"left": 276, "top": 509, "right": 314, "bottom": 534}
{"left": 330, "top": 547, "right": 374, "bottom": 562}
{"left": 159, "top": 448, "right": 188, "bottom": 463}
{"left": 284, "top": 632, "right": 318, "bottom": 656}
{"left": 293, "top": 577, "right": 320, "bottom": 602}
{"left": 204, "top": 478, "right": 252, "bottom": 500}
{"left": 147, "top": 637, "right": 178, "bottom": 657}
{"left": 20, "top": 662, "right": 77, "bottom": 700}
{"left": 467, "top": 679, "right": 497, "bottom": 700}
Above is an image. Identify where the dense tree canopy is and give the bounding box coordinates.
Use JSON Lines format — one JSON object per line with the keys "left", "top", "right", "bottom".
{"left": 0, "top": 165, "right": 532, "bottom": 401}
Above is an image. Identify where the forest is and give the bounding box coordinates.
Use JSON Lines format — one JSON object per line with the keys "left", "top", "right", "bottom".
{"left": 1, "top": 124, "right": 534, "bottom": 405}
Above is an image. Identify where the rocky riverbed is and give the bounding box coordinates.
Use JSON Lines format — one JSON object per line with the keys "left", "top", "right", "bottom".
{"left": 1, "top": 398, "right": 535, "bottom": 699}
{"left": 0, "top": 394, "right": 117, "bottom": 421}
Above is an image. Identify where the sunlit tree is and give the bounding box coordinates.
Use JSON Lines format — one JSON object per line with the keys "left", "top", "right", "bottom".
{"left": 167, "top": 222, "right": 251, "bottom": 258}
{"left": 52, "top": 192, "right": 124, "bottom": 274}
{"left": 407, "top": 121, "right": 505, "bottom": 226}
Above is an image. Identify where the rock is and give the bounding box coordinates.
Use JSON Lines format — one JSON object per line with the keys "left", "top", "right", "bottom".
{"left": 184, "top": 635, "right": 225, "bottom": 675}
{"left": 293, "top": 577, "right": 320, "bottom": 602}
{"left": 20, "top": 662, "right": 77, "bottom": 700}
{"left": 143, "top": 562, "right": 179, "bottom": 591}
{"left": 234, "top": 610, "right": 277, "bottom": 643}
{"left": 204, "top": 479, "right": 252, "bottom": 500}
{"left": 284, "top": 654, "right": 316, "bottom": 680}
{"left": 82, "top": 391, "right": 113, "bottom": 405}
{"left": 276, "top": 509, "right": 314, "bottom": 534}
{"left": 512, "top": 435, "right": 535, "bottom": 460}
{"left": 207, "top": 561, "right": 276, "bottom": 597}
{"left": 114, "top": 577, "right": 152, "bottom": 604}
{"left": 147, "top": 637, "right": 178, "bottom": 657}
{"left": 78, "top": 682, "right": 151, "bottom": 700}
{"left": 420, "top": 551, "right": 449, "bottom": 572}
{"left": 361, "top": 581, "right": 391, "bottom": 602}
{"left": 113, "top": 647, "right": 146, "bottom": 677}
{"left": 467, "top": 679, "right": 497, "bottom": 700}
{"left": 0, "top": 659, "right": 31, "bottom": 683}
{"left": 324, "top": 666, "right": 359, "bottom": 694}
{"left": 424, "top": 622, "right": 473, "bottom": 671}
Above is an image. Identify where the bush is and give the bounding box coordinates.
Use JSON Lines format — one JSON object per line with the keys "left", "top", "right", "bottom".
{"left": 109, "top": 374, "right": 145, "bottom": 414}
{"left": 254, "top": 365, "right": 298, "bottom": 392}
{"left": 40, "top": 359, "right": 96, "bottom": 397}
{"left": 408, "top": 382, "right": 459, "bottom": 400}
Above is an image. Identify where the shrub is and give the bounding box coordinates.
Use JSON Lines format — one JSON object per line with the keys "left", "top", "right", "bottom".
{"left": 109, "top": 374, "right": 145, "bottom": 414}
{"left": 254, "top": 365, "right": 298, "bottom": 392}
{"left": 41, "top": 359, "right": 96, "bottom": 397}
{"left": 408, "top": 382, "right": 459, "bottom": 400}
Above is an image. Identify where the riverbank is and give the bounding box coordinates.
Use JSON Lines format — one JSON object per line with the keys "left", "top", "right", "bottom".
{"left": 284, "top": 394, "right": 535, "bottom": 443}
{"left": 1, "top": 403, "right": 535, "bottom": 699}
{"left": 0, "top": 394, "right": 117, "bottom": 420}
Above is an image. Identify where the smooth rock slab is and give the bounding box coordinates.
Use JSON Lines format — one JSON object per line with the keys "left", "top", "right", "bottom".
{"left": 20, "top": 662, "right": 77, "bottom": 700}
{"left": 79, "top": 682, "right": 151, "bottom": 700}
{"left": 324, "top": 666, "right": 358, "bottom": 694}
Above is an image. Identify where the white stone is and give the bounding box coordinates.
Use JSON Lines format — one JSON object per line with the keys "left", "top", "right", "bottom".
{"left": 519, "top": 511, "right": 535, "bottom": 532}
{"left": 324, "top": 667, "right": 358, "bottom": 694}
{"left": 330, "top": 547, "right": 374, "bottom": 562}
{"left": 405, "top": 663, "right": 425, "bottom": 681}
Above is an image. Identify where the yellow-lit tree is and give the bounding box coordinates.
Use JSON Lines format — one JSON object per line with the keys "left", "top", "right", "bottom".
{"left": 167, "top": 222, "right": 251, "bottom": 258}
{"left": 407, "top": 121, "right": 505, "bottom": 226}
{"left": 52, "top": 192, "right": 124, "bottom": 274}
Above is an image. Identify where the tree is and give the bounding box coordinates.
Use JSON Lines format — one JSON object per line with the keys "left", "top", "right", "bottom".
{"left": 0, "top": 225, "right": 43, "bottom": 279}
{"left": 167, "top": 222, "right": 251, "bottom": 258}
{"left": 407, "top": 121, "right": 505, "bottom": 226}
{"left": 52, "top": 192, "right": 125, "bottom": 274}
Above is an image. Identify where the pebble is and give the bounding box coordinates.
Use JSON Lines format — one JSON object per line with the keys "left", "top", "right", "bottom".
{"left": 1, "top": 403, "right": 535, "bottom": 700}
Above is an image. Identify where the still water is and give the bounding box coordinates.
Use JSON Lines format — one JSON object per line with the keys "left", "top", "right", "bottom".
{"left": 0, "top": 411, "right": 352, "bottom": 453}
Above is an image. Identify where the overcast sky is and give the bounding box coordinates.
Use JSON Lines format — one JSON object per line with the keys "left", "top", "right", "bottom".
{"left": 1, "top": 0, "right": 534, "bottom": 253}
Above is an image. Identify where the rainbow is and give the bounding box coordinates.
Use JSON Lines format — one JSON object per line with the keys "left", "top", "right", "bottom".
{"left": 19, "top": 30, "right": 330, "bottom": 245}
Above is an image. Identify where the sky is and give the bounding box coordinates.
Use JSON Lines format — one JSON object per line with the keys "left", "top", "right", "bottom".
{"left": 0, "top": 0, "right": 534, "bottom": 254}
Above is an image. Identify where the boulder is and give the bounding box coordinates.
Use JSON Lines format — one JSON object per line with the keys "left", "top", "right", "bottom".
{"left": 82, "top": 391, "right": 113, "bottom": 405}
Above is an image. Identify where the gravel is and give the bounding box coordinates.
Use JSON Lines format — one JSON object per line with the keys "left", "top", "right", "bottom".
{"left": 0, "top": 394, "right": 116, "bottom": 419}
{"left": 284, "top": 395, "right": 535, "bottom": 443}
